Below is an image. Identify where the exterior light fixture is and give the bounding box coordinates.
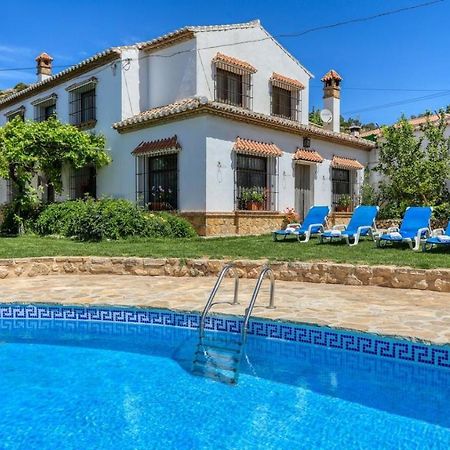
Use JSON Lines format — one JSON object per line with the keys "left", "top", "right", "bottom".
{"left": 303, "top": 137, "right": 311, "bottom": 148}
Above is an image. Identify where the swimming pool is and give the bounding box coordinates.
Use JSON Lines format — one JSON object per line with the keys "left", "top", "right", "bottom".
{"left": 0, "top": 304, "right": 449, "bottom": 449}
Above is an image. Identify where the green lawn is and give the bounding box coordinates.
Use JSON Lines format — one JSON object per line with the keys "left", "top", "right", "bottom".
{"left": 0, "top": 235, "right": 448, "bottom": 269}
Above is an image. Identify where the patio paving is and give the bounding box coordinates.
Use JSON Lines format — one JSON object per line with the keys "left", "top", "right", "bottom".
{"left": 0, "top": 274, "right": 449, "bottom": 345}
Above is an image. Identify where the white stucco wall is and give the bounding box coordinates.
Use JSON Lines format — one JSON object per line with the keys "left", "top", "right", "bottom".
{"left": 112, "top": 117, "right": 208, "bottom": 210}
{"left": 195, "top": 25, "right": 311, "bottom": 124}
{"left": 147, "top": 39, "right": 197, "bottom": 109}
{"left": 204, "top": 116, "right": 370, "bottom": 212}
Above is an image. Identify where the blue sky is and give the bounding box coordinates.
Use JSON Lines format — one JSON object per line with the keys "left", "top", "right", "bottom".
{"left": 1, "top": 0, "right": 449, "bottom": 125}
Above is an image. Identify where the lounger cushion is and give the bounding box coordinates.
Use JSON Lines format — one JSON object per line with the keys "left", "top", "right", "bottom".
{"left": 380, "top": 231, "right": 403, "bottom": 241}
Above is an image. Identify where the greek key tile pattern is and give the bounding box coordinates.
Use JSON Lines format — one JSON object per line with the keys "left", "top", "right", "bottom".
{"left": 0, "top": 304, "right": 449, "bottom": 369}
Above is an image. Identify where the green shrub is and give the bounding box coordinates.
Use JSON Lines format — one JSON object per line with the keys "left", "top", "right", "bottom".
{"left": 0, "top": 201, "right": 42, "bottom": 235}
{"left": 433, "top": 202, "right": 450, "bottom": 225}
{"left": 157, "top": 212, "right": 196, "bottom": 238}
{"left": 33, "top": 198, "right": 196, "bottom": 241}
{"left": 34, "top": 201, "right": 86, "bottom": 236}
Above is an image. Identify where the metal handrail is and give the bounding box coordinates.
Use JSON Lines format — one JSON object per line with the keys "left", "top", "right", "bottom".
{"left": 242, "top": 266, "right": 275, "bottom": 339}
{"left": 199, "top": 263, "right": 239, "bottom": 333}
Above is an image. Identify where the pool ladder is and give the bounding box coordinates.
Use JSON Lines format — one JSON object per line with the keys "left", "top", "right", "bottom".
{"left": 192, "top": 263, "right": 275, "bottom": 385}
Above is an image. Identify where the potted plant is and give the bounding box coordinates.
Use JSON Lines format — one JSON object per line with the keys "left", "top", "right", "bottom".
{"left": 281, "top": 207, "right": 300, "bottom": 229}
{"left": 336, "top": 194, "right": 352, "bottom": 212}
{"left": 241, "top": 188, "right": 265, "bottom": 211}
{"left": 150, "top": 185, "right": 173, "bottom": 210}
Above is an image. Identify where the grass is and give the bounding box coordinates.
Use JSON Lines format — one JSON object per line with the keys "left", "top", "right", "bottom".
{"left": 0, "top": 234, "right": 448, "bottom": 269}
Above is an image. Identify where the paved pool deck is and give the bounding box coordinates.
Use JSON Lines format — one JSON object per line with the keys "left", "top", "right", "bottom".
{"left": 0, "top": 274, "right": 449, "bottom": 345}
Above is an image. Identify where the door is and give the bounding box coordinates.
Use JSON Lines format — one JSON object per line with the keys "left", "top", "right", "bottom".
{"left": 295, "top": 164, "right": 311, "bottom": 220}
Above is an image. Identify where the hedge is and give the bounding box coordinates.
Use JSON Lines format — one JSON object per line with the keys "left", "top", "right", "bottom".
{"left": 33, "top": 199, "right": 196, "bottom": 241}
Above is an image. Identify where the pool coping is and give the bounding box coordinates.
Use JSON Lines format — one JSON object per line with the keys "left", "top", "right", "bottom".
{"left": 0, "top": 256, "right": 449, "bottom": 292}
{"left": 1, "top": 303, "right": 449, "bottom": 371}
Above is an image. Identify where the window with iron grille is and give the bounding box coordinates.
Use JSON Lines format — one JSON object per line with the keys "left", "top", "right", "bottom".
{"left": 5, "top": 178, "right": 15, "bottom": 203}
{"left": 332, "top": 168, "right": 355, "bottom": 209}
{"left": 136, "top": 154, "right": 178, "bottom": 211}
{"left": 35, "top": 101, "right": 56, "bottom": 122}
{"left": 271, "top": 86, "right": 299, "bottom": 120}
{"left": 6, "top": 108, "right": 25, "bottom": 122}
{"left": 214, "top": 67, "right": 252, "bottom": 109}
{"left": 235, "top": 154, "right": 278, "bottom": 211}
{"left": 69, "top": 86, "right": 96, "bottom": 126}
{"left": 69, "top": 166, "right": 96, "bottom": 200}
{"left": 38, "top": 175, "right": 55, "bottom": 203}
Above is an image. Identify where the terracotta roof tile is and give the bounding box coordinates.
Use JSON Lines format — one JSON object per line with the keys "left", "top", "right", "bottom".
{"left": 360, "top": 114, "right": 450, "bottom": 137}
{"left": 233, "top": 137, "right": 282, "bottom": 157}
{"left": 332, "top": 155, "right": 364, "bottom": 170}
{"left": 321, "top": 69, "right": 342, "bottom": 82}
{"left": 293, "top": 148, "right": 323, "bottom": 163}
{"left": 0, "top": 48, "right": 121, "bottom": 107}
{"left": 271, "top": 72, "right": 304, "bottom": 90}
{"left": 112, "top": 97, "right": 375, "bottom": 150}
{"left": 213, "top": 53, "right": 257, "bottom": 73}
{"left": 132, "top": 136, "right": 181, "bottom": 156}
{"left": 138, "top": 20, "right": 260, "bottom": 51}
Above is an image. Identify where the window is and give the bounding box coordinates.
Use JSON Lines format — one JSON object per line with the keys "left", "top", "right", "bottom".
{"left": 1, "top": 178, "right": 15, "bottom": 204}
{"left": 38, "top": 175, "right": 55, "bottom": 203}
{"left": 69, "top": 166, "right": 96, "bottom": 200}
{"left": 235, "top": 154, "right": 277, "bottom": 211}
{"left": 216, "top": 69, "right": 243, "bottom": 107}
{"left": 332, "top": 168, "right": 351, "bottom": 208}
{"left": 270, "top": 73, "right": 303, "bottom": 121}
{"left": 34, "top": 95, "right": 57, "bottom": 122}
{"left": 272, "top": 86, "right": 292, "bottom": 119}
{"left": 136, "top": 154, "right": 178, "bottom": 211}
{"left": 213, "top": 53, "right": 255, "bottom": 109}
{"left": 6, "top": 106, "right": 25, "bottom": 122}
{"left": 68, "top": 79, "right": 97, "bottom": 127}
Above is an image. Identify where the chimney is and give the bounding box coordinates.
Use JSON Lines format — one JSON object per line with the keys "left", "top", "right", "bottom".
{"left": 321, "top": 69, "right": 342, "bottom": 133}
{"left": 36, "top": 52, "right": 53, "bottom": 82}
{"left": 349, "top": 124, "right": 361, "bottom": 137}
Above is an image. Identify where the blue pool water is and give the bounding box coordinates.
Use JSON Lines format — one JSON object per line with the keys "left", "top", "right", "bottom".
{"left": 0, "top": 315, "right": 449, "bottom": 449}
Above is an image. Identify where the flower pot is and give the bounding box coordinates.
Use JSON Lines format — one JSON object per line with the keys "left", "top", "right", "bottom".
{"left": 150, "top": 202, "right": 165, "bottom": 211}
{"left": 247, "top": 201, "right": 263, "bottom": 211}
{"left": 336, "top": 205, "right": 351, "bottom": 213}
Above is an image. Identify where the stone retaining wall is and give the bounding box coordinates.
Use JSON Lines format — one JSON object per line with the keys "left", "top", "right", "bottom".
{"left": 0, "top": 257, "right": 448, "bottom": 292}
{"left": 181, "top": 212, "right": 284, "bottom": 236}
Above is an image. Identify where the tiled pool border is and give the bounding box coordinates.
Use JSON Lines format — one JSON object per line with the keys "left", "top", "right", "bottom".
{"left": 1, "top": 303, "right": 449, "bottom": 370}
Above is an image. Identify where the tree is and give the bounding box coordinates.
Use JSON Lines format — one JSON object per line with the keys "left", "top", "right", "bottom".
{"left": 374, "top": 112, "right": 450, "bottom": 218}
{"left": 309, "top": 107, "right": 379, "bottom": 131}
{"left": 0, "top": 117, "right": 111, "bottom": 232}
{"left": 13, "top": 82, "right": 29, "bottom": 92}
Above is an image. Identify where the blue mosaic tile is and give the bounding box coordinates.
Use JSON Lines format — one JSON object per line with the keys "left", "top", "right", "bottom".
{"left": 0, "top": 304, "right": 449, "bottom": 370}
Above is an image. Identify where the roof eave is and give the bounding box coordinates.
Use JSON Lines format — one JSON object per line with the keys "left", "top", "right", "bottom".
{"left": 0, "top": 49, "right": 122, "bottom": 108}
{"left": 114, "top": 103, "right": 374, "bottom": 150}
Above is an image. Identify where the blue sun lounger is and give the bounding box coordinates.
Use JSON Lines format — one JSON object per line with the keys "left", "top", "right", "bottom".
{"left": 319, "top": 205, "right": 379, "bottom": 246}
{"left": 272, "top": 205, "right": 329, "bottom": 243}
{"left": 376, "top": 206, "right": 432, "bottom": 251}
{"left": 422, "top": 221, "right": 450, "bottom": 251}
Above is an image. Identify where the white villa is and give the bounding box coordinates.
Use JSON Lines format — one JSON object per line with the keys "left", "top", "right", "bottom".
{"left": 0, "top": 20, "right": 375, "bottom": 235}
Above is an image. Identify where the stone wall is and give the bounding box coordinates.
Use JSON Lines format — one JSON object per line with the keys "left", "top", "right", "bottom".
{"left": 0, "top": 257, "right": 448, "bottom": 292}
{"left": 235, "top": 212, "right": 284, "bottom": 235}
{"left": 329, "top": 212, "right": 352, "bottom": 227}
{"left": 181, "top": 212, "right": 284, "bottom": 236}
